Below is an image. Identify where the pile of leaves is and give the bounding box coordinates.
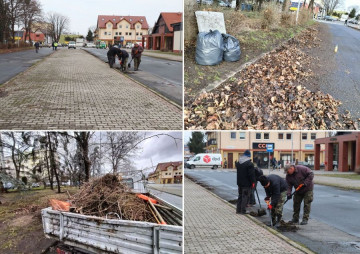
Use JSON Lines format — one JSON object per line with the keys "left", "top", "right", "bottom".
{"left": 184, "top": 27, "right": 358, "bottom": 130}
{"left": 71, "top": 174, "right": 156, "bottom": 223}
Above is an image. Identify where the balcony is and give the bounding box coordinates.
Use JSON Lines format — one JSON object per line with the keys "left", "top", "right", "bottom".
{"left": 207, "top": 139, "right": 217, "bottom": 146}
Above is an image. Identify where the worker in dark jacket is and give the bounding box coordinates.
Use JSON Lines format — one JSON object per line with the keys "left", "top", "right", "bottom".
{"left": 285, "top": 164, "right": 314, "bottom": 225}
{"left": 259, "top": 175, "right": 288, "bottom": 226}
{"left": 131, "top": 43, "right": 143, "bottom": 71}
{"left": 236, "top": 150, "right": 256, "bottom": 214}
{"left": 107, "top": 46, "right": 122, "bottom": 68}
{"left": 118, "top": 49, "right": 129, "bottom": 72}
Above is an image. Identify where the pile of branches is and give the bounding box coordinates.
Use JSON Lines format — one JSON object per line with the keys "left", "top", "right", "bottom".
{"left": 185, "top": 28, "right": 358, "bottom": 130}
{"left": 71, "top": 174, "right": 156, "bottom": 223}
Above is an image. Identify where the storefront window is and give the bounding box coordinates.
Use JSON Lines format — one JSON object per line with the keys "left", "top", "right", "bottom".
{"left": 264, "top": 133, "right": 269, "bottom": 140}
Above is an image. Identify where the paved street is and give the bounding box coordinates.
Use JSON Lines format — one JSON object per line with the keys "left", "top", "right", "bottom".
{"left": 184, "top": 177, "right": 307, "bottom": 253}
{"left": 315, "top": 20, "right": 360, "bottom": 119}
{"left": 83, "top": 48, "right": 183, "bottom": 105}
{"left": 0, "top": 49, "right": 182, "bottom": 130}
{"left": 0, "top": 47, "right": 55, "bottom": 84}
{"left": 185, "top": 169, "right": 360, "bottom": 254}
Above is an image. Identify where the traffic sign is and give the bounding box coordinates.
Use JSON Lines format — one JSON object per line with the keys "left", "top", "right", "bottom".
{"left": 266, "top": 144, "right": 273, "bottom": 152}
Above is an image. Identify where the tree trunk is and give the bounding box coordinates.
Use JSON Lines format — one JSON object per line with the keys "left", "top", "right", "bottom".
{"left": 47, "top": 133, "right": 61, "bottom": 193}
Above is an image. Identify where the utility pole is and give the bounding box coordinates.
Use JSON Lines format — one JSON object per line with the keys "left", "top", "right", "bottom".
{"left": 291, "top": 133, "right": 294, "bottom": 164}
{"left": 295, "top": 0, "right": 302, "bottom": 24}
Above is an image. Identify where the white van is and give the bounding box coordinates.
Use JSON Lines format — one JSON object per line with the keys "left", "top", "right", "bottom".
{"left": 186, "top": 153, "right": 222, "bottom": 169}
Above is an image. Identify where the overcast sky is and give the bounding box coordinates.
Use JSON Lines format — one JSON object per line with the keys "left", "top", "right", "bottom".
{"left": 337, "top": 0, "right": 360, "bottom": 11}
{"left": 39, "top": 0, "right": 183, "bottom": 35}
{"left": 91, "top": 131, "right": 183, "bottom": 175}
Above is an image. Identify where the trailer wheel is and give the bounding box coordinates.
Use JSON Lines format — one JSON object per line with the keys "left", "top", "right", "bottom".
{"left": 190, "top": 165, "right": 195, "bottom": 169}
{"left": 212, "top": 165, "right": 218, "bottom": 169}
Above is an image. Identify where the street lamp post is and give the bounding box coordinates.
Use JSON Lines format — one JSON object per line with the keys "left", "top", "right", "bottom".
{"left": 295, "top": 0, "right": 302, "bottom": 24}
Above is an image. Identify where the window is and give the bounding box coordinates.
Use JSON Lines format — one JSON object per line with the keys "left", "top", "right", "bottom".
{"left": 302, "top": 133, "right": 307, "bottom": 140}
{"left": 107, "top": 24, "right": 111, "bottom": 28}
{"left": 140, "top": 32, "right": 143, "bottom": 35}
{"left": 137, "top": 25, "right": 140, "bottom": 29}
{"left": 255, "top": 133, "right": 261, "bottom": 140}
{"left": 278, "top": 133, "right": 284, "bottom": 139}
{"left": 104, "top": 32, "right": 107, "bottom": 35}
{"left": 125, "top": 32, "right": 128, "bottom": 35}
{"left": 193, "top": 156, "right": 200, "bottom": 161}
{"left": 141, "top": 19, "right": 143, "bottom": 21}
{"left": 129, "top": 32, "right": 132, "bottom": 36}
{"left": 119, "top": 25, "right": 122, "bottom": 28}
{"left": 286, "top": 133, "right": 292, "bottom": 140}
{"left": 239, "top": 132, "right": 246, "bottom": 140}
{"left": 115, "top": 32, "right": 118, "bottom": 35}
{"left": 126, "top": 25, "right": 129, "bottom": 28}
{"left": 113, "top": 18, "right": 116, "bottom": 21}
{"left": 311, "top": 133, "right": 316, "bottom": 140}
{"left": 130, "top": 18, "right": 132, "bottom": 21}
{"left": 230, "top": 132, "right": 236, "bottom": 139}
{"left": 119, "top": 32, "right": 122, "bottom": 35}
{"left": 108, "top": 32, "right": 111, "bottom": 35}
{"left": 264, "top": 133, "right": 269, "bottom": 140}
{"left": 136, "top": 32, "right": 139, "bottom": 36}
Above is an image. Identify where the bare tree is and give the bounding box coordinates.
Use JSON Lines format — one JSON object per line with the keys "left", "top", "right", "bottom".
{"left": 20, "top": 0, "right": 41, "bottom": 44}
{"left": 47, "top": 12, "right": 69, "bottom": 42}
{"left": 73, "top": 132, "right": 93, "bottom": 182}
{"left": 2, "top": 132, "right": 33, "bottom": 180}
{"left": 7, "top": 0, "right": 22, "bottom": 43}
{"left": 282, "top": 0, "right": 290, "bottom": 11}
{"left": 322, "top": 0, "right": 342, "bottom": 15}
{"left": 105, "top": 132, "right": 141, "bottom": 174}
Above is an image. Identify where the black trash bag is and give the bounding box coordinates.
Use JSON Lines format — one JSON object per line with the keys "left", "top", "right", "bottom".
{"left": 223, "top": 34, "right": 241, "bottom": 62}
{"left": 195, "top": 30, "right": 224, "bottom": 66}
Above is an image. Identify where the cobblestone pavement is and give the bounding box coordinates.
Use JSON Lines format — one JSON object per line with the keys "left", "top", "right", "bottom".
{"left": 184, "top": 177, "right": 305, "bottom": 254}
{"left": 0, "top": 49, "right": 182, "bottom": 130}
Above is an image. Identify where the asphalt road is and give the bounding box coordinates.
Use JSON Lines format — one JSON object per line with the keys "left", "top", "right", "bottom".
{"left": 316, "top": 20, "right": 360, "bottom": 119}
{"left": 83, "top": 48, "right": 183, "bottom": 106}
{"left": 0, "top": 47, "right": 56, "bottom": 84}
{"left": 185, "top": 168, "right": 360, "bottom": 254}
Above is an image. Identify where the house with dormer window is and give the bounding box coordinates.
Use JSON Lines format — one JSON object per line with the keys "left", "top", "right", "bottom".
{"left": 95, "top": 15, "right": 149, "bottom": 46}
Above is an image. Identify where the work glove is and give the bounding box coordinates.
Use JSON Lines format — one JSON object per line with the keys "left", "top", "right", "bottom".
{"left": 251, "top": 183, "right": 255, "bottom": 189}
{"left": 267, "top": 204, "right": 273, "bottom": 210}
{"left": 296, "top": 184, "right": 304, "bottom": 191}
{"left": 287, "top": 194, "right": 292, "bottom": 200}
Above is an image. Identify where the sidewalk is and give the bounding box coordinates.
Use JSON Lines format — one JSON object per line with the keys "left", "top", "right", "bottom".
{"left": 0, "top": 49, "right": 182, "bottom": 130}
{"left": 184, "top": 177, "right": 307, "bottom": 253}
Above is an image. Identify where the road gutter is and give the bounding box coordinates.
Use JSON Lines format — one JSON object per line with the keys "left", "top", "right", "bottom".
{"left": 82, "top": 49, "right": 182, "bottom": 110}
{"left": 185, "top": 175, "right": 315, "bottom": 254}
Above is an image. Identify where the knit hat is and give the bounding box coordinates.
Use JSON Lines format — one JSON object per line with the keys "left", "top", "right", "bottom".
{"left": 244, "top": 150, "right": 251, "bottom": 157}
{"left": 259, "top": 175, "right": 269, "bottom": 187}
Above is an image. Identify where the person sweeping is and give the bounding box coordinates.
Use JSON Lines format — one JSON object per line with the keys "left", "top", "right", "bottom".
{"left": 259, "top": 175, "right": 288, "bottom": 226}
{"left": 131, "top": 43, "right": 143, "bottom": 71}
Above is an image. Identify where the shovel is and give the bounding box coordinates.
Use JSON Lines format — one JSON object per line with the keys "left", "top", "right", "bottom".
{"left": 255, "top": 188, "right": 267, "bottom": 216}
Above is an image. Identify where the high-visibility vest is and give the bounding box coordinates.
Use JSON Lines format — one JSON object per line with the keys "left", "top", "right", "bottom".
{"left": 54, "top": 42, "right": 58, "bottom": 46}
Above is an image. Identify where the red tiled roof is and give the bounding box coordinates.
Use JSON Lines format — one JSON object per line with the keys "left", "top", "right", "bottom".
{"left": 156, "top": 161, "right": 182, "bottom": 172}
{"left": 97, "top": 15, "right": 149, "bottom": 29}
{"left": 159, "top": 12, "right": 182, "bottom": 32}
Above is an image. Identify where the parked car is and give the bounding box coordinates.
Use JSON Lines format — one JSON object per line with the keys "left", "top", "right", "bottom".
{"left": 31, "top": 183, "right": 40, "bottom": 188}
{"left": 324, "top": 16, "right": 336, "bottom": 21}
{"left": 349, "top": 19, "right": 359, "bottom": 24}
{"left": 68, "top": 41, "right": 76, "bottom": 49}
{"left": 219, "top": 1, "right": 230, "bottom": 7}
{"left": 86, "top": 42, "right": 96, "bottom": 48}
{"left": 185, "top": 153, "right": 222, "bottom": 169}
{"left": 96, "top": 41, "right": 107, "bottom": 49}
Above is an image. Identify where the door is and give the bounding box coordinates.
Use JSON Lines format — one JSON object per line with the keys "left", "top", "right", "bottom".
{"left": 228, "top": 153, "right": 233, "bottom": 169}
